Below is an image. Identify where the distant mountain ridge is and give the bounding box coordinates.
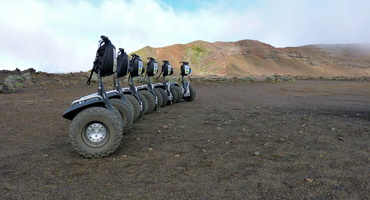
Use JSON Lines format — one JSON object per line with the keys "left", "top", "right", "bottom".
{"left": 131, "top": 40, "right": 370, "bottom": 77}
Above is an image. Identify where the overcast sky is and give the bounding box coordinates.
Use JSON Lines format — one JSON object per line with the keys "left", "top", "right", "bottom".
{"left": 1, "top": 0, "right": 369, "bottom": 73}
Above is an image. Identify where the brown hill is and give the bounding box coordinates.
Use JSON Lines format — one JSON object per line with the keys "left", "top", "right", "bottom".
{"left": 131, "top": 40, "right": 370, "bottom": 77}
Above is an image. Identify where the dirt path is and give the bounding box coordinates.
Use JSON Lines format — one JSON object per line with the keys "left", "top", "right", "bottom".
{"left": 1, "top": 80, "right": 369, "bottom": 199}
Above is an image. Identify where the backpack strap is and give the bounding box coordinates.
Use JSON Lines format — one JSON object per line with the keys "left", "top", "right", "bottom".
{"left": 86, "top": 70, "right": 94, "bottom": 85}
{"left": 86, "top": 59, "right": 99, "bottom": 85}
{"left": 155, "top": 71, "right": 161, "bottom": 81}
{"left": 86, "top": 36, "right": 108, "bottom": 85}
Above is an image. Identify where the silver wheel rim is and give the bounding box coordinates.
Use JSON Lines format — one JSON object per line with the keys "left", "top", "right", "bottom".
{"left": 86, "top": 123, "right": 106, "bottom": 143}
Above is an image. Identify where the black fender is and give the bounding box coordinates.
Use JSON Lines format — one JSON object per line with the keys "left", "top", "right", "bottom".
{"left": 153, "top": 83, "right": 170, "bottom": 97}
{"left": 137, "top": 84, "right": 158, "bottom": 106}
{"left": 153, "top": 83, "right": 166, "bottom": 90}
{"left": 170, "top": 82, "right": 180, "bottom": 88}
{"left": 106, "top": 90, "right": 121, "bottom": 99}
{"left": 106, "top": 90, "right": 132, "bottom": 104}
{"left": 123, "top": 87, "right": 141, "bottom": 102}
{"left": 138, "top": 84, "right": 157, "bottom": 97}
{"left": 137, "top": 85, "right": 148, "bottom": 91}
{"left": 121, "top": 87, "right": 143, "bottom": 108}
{"left": 62, "top": 98, "right": 106, "bottom": 120}
{"left": 120, "top": 87, "right": 132, "bottom": 95}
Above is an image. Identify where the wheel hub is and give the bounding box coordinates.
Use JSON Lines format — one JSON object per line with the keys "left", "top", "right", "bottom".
{"left": 86, "top": 123, "right": 106, "bottom": 143}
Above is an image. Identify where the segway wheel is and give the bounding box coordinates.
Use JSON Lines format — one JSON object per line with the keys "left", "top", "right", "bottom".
{"left": 139, "top": 90, "right": 156, "bottom": 114}
{"left": 170, "top": 86, "right": 180, "bottom": 103}
{"left": 157, "top": 88, "right": 168, "bottom": 107}
{"left": 185, "top": 84, "right": 196, "bottom": 102}
{"left": 124, "top": 94, "right": 140, "bottom": 122}
{"left": 110, "top": 98, "right": 134, "bottom": 134}
{"left": 154, "top": 89, "right": 163, "bottom": 110}
{"left": 69, "top": 107, "right": 123, "bottom": 158}
{"left": 138, "top": 93, "right": 149, "bottom": 114}
{"left": 172, "top": 86, "right": 182, "bottom": 103}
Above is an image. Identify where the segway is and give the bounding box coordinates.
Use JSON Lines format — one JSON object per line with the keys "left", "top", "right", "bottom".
{"left": 136, "top": 57, "right": 163, "bottom": 113}
{"left": 120, "top": 54, "right": 149, "bottom": 119}
{"left": 153, "top": 60, "right": 179, "bottom": 105}
{"left": 62, "top": 36, "right": 123, "bottom": 158}
{"left": 179, "top": 61, "right": 196, "bottom": 101}
{"left": 104, "top": 48, "right": 135, "bottom": 132}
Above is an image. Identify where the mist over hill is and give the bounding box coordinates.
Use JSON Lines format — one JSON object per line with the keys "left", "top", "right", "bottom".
{"left": 131, "top": 40, "right": 370, "bottom": 77}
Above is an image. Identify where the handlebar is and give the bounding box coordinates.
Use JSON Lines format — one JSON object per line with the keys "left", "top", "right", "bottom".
{"left": 119, "top": 48, "right": 125, "bottom": 55}
{"left": 117, "top": 48, "right": 125, "bottom": 55}
{"left": 100, "top": 35, "right": 109, "bottom": 42}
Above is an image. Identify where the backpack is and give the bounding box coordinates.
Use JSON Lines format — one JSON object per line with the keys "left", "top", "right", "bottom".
{"left": 129, "top": 54, "right": 144, "bottom": 77}
{"left": 146, "top": 57, "right": 158, "bottom": 77}
{"left": 87, "top": 36, "right": 116, "bottom": 85}
{"left": 162, "top": 60, "right": 173, "bottom": 77}
{"left": 116, "top": 48, "right": 129, "bottom": 78}
{"left": 180, "top": 61, "right": 191, "bottom": 76}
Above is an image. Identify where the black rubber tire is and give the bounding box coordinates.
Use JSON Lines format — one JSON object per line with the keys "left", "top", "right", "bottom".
{"left": 69, "top": 107, "right": 123, "bottom": 158}
{"left": 154, "top": 89, "right": 163, "bottom": 110}
{"left": 138, "top": 93, "right": 148, "bottom": 114}
{"left": 171, "top": 86, "right": 180, "bottom": 103}
{"left": 110, "top": 98, "right": 134, "bottom": 134}
{"left": 124, "top": 94, "right": 140, "bottom": 121}
{"left": 157, "top": 88, "right": 168, "bottom": 107}
{"left": 139, "top": 90, "right": 156, "bottom": 114}
{"left": 185, "top": 84, "right": 196, "bottom": 102}
{"left": 172, "top": 86, "right": 182, "bottom": 103}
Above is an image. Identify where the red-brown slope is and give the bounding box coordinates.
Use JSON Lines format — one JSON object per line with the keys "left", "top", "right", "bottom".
{"left": 131, "top": 40, "right": 370, "bottom": 77}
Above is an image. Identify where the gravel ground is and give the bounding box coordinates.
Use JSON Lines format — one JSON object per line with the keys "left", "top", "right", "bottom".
{"left": 1, "top": 80, "right": 369, "bottom": 199}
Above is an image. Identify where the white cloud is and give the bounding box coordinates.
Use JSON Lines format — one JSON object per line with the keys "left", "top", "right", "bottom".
{"left": 245, "top": 0, "right": 370, "bottom": 47}
{"left": 0, "top": 0, "right": 369, "bottom": 73}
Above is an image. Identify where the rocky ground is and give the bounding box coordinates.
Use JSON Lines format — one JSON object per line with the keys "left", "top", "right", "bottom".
{"left": 0, "top": 77, "right": 369, "bottom": 199}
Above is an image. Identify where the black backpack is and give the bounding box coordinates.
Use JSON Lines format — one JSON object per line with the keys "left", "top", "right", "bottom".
{"left": 162, "top": 60, "right": 173, "bottom": 77}
{"left": 116, "top": 48, "right": 129, "bottom": 78}
{"left": 180, "top": 61, "right": 191, "bottom": 76}
{"left": 129, "top": 54, "right": 144, "bottom": 77}
{"left": 146, "top": 57, "right": 158, "bottom": 77}
{"left": 87, "top": 35, "right": 115, "bottom": 84}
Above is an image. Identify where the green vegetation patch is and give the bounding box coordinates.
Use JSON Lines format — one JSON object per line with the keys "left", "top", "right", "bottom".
{"left": 186, "top": 45, "right": 210, "bottom": 63}
{"left": 265, "top": 75, "right": 295, "bottom": 83}
{"left": 241, "top": 76, "right": 257, "bottom": 83}
{"left": 191, "top": 46, "right": 205, "bottom": 53}
{"left": 5, "top": 75, "right": 24, "bottom": 83}
{"left": 0, "top": 71, "right": 37, "bottom": 93}
{"left": 1, "top": 75, "right": 26, "bottom": 93}
{"left": 192, "top": 76, "right": 257, "bottom": 84}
